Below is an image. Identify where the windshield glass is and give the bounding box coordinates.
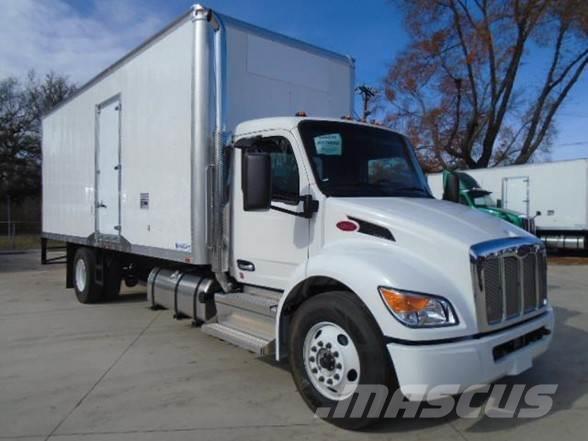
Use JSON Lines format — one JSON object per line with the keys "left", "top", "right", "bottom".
{"left": 298, "top": 121, "right": 432, "bottom": 198}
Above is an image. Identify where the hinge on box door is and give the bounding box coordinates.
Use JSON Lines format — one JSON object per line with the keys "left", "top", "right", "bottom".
{"left": 114, "top": 164, "right": 121, "bottom": 170}
{"left": 115, "top": 105, "right": 120, "bottom": 111}
{"left": 114, "top": 225, "right": 121, "bottom": 231}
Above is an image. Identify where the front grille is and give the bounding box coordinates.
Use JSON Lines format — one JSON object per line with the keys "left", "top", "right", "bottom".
{"left": 472, "top": 239, "right": 547, "bottom": 329}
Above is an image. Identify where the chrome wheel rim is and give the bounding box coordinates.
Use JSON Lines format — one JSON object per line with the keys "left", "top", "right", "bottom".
{"left": 303, "top": 321, "right": 360, "bottom": 401}
{"left": 75, "top": 258, "right": 87, "bottom": 293}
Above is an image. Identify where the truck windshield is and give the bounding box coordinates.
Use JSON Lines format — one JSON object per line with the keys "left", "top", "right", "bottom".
{"left": 298, "top": 121, "right": 431, "bottom": 198}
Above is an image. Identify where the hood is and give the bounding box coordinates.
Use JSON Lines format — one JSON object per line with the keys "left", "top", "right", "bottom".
{"left": 327, "top": 197, "right": 530, "bottom": 252}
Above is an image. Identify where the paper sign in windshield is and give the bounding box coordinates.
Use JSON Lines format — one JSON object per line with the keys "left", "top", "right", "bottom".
{"left": 314, "top": 133, "right": 342, "bottom": 156}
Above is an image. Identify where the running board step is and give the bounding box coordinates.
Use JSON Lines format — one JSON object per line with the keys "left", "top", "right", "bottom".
{"left": 201, "top": 323, "right": 275, "bottom": 356}
{"left": 214, "top": 292, "right": 279, "bottom": 318}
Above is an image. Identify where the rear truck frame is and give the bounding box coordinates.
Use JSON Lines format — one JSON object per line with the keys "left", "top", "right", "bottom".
{"left": 42, "top": 5, "right": 554, "bottom": 429}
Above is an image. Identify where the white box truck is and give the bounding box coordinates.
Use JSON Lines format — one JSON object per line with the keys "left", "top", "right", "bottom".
{"left": 42, "top": 5, "right": 554, "bottom": 429}
{"left": 429, "top": 159, "right": 588, "bottom": 249}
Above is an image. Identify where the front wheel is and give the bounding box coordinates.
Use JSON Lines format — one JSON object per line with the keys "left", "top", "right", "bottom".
{"left": 288, "top": 291, "right": 396, "bottom": 430}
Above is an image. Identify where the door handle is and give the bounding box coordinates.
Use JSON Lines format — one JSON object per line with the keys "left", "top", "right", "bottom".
{"left": 237, "top": 259, "right": 255, "bottom": 271}
{"left": 97, "top": 202, "right": 107, "bottom": 208}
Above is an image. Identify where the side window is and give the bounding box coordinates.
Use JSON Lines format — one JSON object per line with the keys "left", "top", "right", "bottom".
{"left": 257, "top": 137, "right": 300, "bottom": 203}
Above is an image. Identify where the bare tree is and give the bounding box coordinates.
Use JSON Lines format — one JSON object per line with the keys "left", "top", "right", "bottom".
{"left": 0, "top": 71, "right": 76, "bottom": 219}
{"left": 384, "top": 0, "right": 588, "bottom": 171}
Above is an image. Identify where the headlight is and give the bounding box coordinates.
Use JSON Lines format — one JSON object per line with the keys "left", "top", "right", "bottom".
{"left": 378, "top": 287, "right": 458, "bottom": 327}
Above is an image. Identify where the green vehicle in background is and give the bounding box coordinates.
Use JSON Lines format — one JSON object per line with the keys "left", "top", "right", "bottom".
{"left": 439, "top": 170, "right": 536, "bottom": 234}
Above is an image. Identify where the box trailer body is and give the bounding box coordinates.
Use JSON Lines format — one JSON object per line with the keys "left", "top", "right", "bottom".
{"left": 42, "top": 5, "right": 553, "bottom": 429}
{"left": 42, "top": 9, "right": 354, "bottom": 264}
{"left": 428, "top": 159, "right": 588, "bottom": 249}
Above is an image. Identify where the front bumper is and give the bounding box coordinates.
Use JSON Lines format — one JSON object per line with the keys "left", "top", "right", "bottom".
{"left": 387, "top": 307, "right": 555, "bottom": 401}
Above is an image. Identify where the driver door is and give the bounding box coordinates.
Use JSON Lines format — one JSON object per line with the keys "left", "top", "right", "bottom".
{"left": 231, "top": 131, "right": 311, "bottom": 290}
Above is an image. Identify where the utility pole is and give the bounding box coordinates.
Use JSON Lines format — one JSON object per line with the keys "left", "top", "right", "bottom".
{"left": 356, "top": 85, "right": 378, "bottom": 122}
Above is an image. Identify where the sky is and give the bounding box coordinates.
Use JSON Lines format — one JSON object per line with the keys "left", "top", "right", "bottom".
{"left": 1, "top": 0, "right": 586, "bottom": 162}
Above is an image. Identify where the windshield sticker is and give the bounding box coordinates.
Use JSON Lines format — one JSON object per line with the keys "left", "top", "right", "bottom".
{"left": 314, "top": 133, "right": 342, "bottom": 156}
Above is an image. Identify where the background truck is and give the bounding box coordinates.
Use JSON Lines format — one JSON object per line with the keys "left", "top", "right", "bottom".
{"left": 42, "top": 4, "right": 554, "bottom": 429}
{"left": 428, "top": 170, "right": 536, "bottom": 233}
{"left": 429, "top": 160, "right": 588, "bottom": 250}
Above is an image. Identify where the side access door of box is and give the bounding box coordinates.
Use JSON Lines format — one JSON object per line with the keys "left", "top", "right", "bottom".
{"left": 95, "top": 96, "right": 122, "bottom": 237}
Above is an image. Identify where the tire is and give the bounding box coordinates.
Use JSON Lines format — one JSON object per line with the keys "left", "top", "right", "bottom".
{"left": 73, "top": 247, "right": 102, "bottom": 304}
{"left": 288, "top": 291, "right": 396, "bottom": 430}
{"left": 103, "top": 255, "right": 122, "bottom": 300}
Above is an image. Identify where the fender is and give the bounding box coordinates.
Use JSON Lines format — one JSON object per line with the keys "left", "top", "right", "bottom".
{"left": 274, "top": 240, "right": 475, "bottom": 360}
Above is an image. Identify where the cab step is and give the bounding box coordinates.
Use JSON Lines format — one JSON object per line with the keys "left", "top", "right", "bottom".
{"left": 201, "top": 290, "right": 280, "bottom": 356}
{"left": 201, "top": 323, "right": 275, "bottom": 356}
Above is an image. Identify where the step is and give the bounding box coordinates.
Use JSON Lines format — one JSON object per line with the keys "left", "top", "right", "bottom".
{"left": 201, "top": 323, "right": 275, "bottom": 356}
{"left": 214, "top": 291, "right": 279, "bottom": 318}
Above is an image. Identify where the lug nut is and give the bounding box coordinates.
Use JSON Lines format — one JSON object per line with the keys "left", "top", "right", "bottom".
{"left": 312, "top": 368, "right": 318, "bottom": 374}
{"left": 326, "top": 343, "right": 331, "bottom": 349}
{"left": 319, "top": 376, "right": 324, "bottom": 382}
{"left": 311, "top": 346, "right": 317, "bottom": 352}
{"left": 334, "top": 374, "right": 340, "bottom": 380}
{"left": 309, "top": 356, "right": 315, "bottom": 362}
{"left": 327, "top": 379, "right": 333, "bottom": 385}
{"left": 318, "top": 341, "right": 324, "bottom": 347}
{"left": 333, "top": 351, "right": 339, "bottom": 358}
{"left": 336, "top": 363, "right": 342, "bottom": 369}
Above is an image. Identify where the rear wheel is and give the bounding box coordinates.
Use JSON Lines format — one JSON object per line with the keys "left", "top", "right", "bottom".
{"left": 73, "top": 248, "right": 102, "bottom": 304}
{"left": 288, "top": 291, "right": 396, "bottom": 430}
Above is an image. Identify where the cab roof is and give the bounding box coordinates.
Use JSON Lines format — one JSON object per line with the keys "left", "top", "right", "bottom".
{"left": 233, "top": 117, "right": 400, "bottom": 137}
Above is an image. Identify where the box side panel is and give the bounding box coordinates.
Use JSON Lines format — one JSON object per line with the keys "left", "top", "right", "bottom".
{"left": 43, "top": 109, "right": 96, "bottom": 238}
{"left": 223, "top": 24, "right": 353, "bottom": 131}
{"left": 42, "top": 19, "right": 206, "bottom": 262}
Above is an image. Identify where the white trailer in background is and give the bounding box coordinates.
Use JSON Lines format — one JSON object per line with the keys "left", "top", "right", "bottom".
{"left": 42, "top": 4, "right": 554, "bottom": 429}
{"left": 429, "top": 159, "right": 588, "bottom": 249}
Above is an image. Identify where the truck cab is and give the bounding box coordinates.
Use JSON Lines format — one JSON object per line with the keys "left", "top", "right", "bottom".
{"left": 225, "top": 117, "right": 553, "bottom": 424}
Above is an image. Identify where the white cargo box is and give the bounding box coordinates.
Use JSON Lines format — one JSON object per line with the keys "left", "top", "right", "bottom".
{"left": 42, "top": 7, "right": 354, "bottom": 264}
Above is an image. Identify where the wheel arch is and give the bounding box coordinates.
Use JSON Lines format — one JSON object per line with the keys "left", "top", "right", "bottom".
{"left": 275, "top": 274, "right": 381, "bottom": 361}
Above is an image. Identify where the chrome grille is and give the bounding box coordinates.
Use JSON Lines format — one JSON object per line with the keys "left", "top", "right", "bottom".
{"left": 504, "top": 256, "right": 521, "bottom": 317}
{"left": 483, "top": 258, "right": 502, "bottom": 323}
{"left": 522, "top": 254, "right": 537, "bottom": 312}
{"left": 471, "top": 238, "right": 547, "bottom": 330}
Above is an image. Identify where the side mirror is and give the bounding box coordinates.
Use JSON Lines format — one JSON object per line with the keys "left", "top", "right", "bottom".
{"left": 496, "top": 198, "right": 503, "bottom": 208}
{"left": 443, "top": 172, "right": 460, "bottom": 203}
{"left": 242, "top": 151, "right": 272, "bottom": 211}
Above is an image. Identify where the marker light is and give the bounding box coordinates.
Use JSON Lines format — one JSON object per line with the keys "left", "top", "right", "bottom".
{"left": 379, "top": 287, "right": 458, "bottom": 327}
{"left": 336, "top": 220, "right": 358, "bottom": 232}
